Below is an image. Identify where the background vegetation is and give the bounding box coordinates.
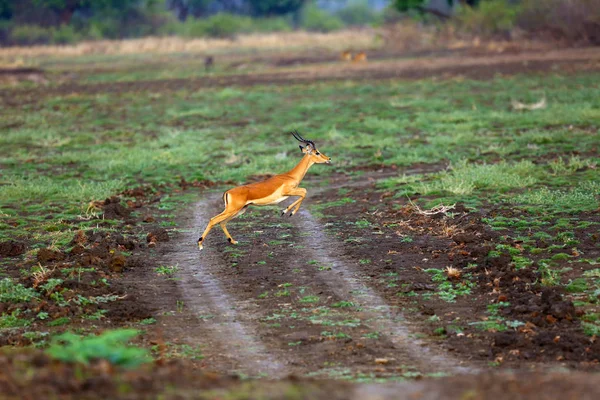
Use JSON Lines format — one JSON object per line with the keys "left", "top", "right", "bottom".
{"left": 1, "top": 0, "right": 599, "bottom": 46}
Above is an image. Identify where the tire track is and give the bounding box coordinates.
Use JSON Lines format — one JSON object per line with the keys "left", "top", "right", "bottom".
{"left": 293, "top": 209, "right": 476, "bottom": 375}
{"left": 161, "top": 192, "right": 289, "bottom": 378}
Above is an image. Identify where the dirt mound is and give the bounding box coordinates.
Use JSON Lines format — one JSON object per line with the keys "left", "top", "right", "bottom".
{"left": 147, "top": 228, "right": 169, "bottom": 245}
{"left": 0, "top": 240, "right": 27, "bottom": 257}
{"left": 101, "top": 197, "right": 130, "bottom": 220}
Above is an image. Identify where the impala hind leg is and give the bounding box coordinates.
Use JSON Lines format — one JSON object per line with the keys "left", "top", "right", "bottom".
{"left": 281, "top": 188, "right": 307, "bottom": 217}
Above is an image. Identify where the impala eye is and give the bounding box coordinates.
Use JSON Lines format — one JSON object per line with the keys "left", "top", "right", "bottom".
{"left": 316, "top": 152, "right": 320, "bottom": 155}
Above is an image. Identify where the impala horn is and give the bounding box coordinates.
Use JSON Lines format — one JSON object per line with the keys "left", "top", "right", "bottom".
{"left": 290, "top": 130, "right": 315, "bottom": 149}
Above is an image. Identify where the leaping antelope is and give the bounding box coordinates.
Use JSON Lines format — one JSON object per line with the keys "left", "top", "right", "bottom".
{"left": 197, "top": 131, "right": 331, "bottom": 250}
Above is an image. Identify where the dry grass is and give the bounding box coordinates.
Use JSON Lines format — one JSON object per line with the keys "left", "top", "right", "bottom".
{"left": 379, "top": 20, "right": 552, "bottom": 53}
{"left": 0, "top": 29, "right": 378, "bottom": 60}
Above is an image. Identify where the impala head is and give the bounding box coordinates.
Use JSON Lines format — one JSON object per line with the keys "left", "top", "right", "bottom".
{"left": 291, "top": 130, "right": 331, "bottom": 164}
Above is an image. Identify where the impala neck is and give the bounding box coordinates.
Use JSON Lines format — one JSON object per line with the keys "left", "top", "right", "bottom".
{"left": 286, "top": 154, "right": 314, "bottom": 183}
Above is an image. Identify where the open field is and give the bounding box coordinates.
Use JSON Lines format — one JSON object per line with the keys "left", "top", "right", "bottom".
{"left": 1, "top": 37, "right": 600, "bottom": 398}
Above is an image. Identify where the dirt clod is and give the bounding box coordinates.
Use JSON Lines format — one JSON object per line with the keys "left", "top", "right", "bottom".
{"left": 102, "top": 197, "right": 130, "bottom": 220}
{"left": 147, "top": 228, "right": 169, "bottom": 243}
{"left": 109, "top": 254, "right": 127, "bottom": 273}
{"left": 37, "top": 248, "right": 66, "bottom": 263}
{"left": 0, "top": 240, "right": 27, "bottom": 257}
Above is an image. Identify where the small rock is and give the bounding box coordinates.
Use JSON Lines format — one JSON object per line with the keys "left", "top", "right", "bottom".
{"left": 375, "top": 358, "right": 389, "bottom": 364}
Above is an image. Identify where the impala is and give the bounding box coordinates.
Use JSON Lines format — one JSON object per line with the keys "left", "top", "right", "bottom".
{"left": 197, "top": 131, "right": 331, "bottom": 250}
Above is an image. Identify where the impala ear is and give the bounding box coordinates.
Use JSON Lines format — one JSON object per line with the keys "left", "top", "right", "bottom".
{"left": 299, "top": 145, "right": 305, "bottom": 152}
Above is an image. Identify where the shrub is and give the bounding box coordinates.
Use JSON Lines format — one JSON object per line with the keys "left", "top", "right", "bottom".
{"left": 518, "top": 0, "right": 600, "bottom": 44}
{"left": 252, "top": 17, "right": 292, "bottom": 33}
{"left": 9, "top": 24, "right": 51, "bottom": 45}
{"left": 453, "top": 0, "right": 520, "bottom": 39}
{"left": 51, "top": 24, "right": 80, "bottom": 45}
{"left": 46, "top": 329, "right": 151, "bottom": 368}
{"left": 301, "top": 4, "right": 345, "bottom": 32}
{"left": 177, "top": 13, "right": 254, "bottom": 38}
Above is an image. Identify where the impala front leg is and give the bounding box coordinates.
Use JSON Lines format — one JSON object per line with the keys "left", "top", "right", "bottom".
{"left": 281, "top": 188, "right": 307, "bottom": 217}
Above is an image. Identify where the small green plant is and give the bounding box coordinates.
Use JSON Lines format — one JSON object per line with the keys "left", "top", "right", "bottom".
{"left": 46, "top": 329, "right": 151, "bottom": 368}
{"left": 37, "top": 311, "right": 50, "bottom": 320}
{"left": 155, "top": 265, "right": 178, "bottom": 276}
{"left": 565, "top": 278, "right": 588, "bottom": 293}
{"left": 140, "top": 317, "right": 157, "bottom": 325}
{"left": 362, "top": 332, "right": 380, "bottom": 339}
{"left": 48, "top": 317, "right": 71, "bottom": 327}
{"left": 0, "top": 278, "right": 39, "bottom": 303}
{"left": 41, "top": 278, "right": 63, "bottom": 294}
{"left": 355, "top": 220, "right": 371, "bottom": 228}
{"left": 331, "top": 301, "right": 355, "bottom": 308}
{"left": 299, "top": 295, "right": 320, "bottom": 303}
{"left": 0, "top": 310, "right": 32, "bottom": 329}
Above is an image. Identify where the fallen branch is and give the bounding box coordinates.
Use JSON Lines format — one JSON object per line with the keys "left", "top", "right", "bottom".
{"left": 511, "top": 97, "right": 547, "bottom": 111}
{"left": 407, "top": 198, "right": 456, "bottom": 216}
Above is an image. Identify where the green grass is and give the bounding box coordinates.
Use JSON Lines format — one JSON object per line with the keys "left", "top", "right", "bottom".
{"left": 416, "top": 160, "right": 538, "bottom": 196}
{"left": 2, "top": 69, "right": 599, "bottom": 242}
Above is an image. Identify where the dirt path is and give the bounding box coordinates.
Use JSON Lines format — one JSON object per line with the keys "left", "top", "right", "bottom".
{"left": 156, "top": 193, "right": 291, "bottom": 377}
{"left": 153, "top": 171, "right": 478, "bottom": 378}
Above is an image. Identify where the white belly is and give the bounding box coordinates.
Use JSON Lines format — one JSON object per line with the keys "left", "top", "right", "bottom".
{"left": 249, "top": 195, "right": 289, "bottom": 206}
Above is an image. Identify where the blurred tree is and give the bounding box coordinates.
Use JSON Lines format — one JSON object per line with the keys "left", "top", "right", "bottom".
{"left": 0, "top": 0, "right": 13, "bottom": 19}
{"left": 249, "top": 0, "right": 307, "bottom": 16}
{"left": 31, "top": 0, "right": 151, "bottom": 24}
{"left": 167, "top": 0, "right": 212, "bottom": 20}
{"left": 394, "top": 0, "right": 480, "bottom": 18}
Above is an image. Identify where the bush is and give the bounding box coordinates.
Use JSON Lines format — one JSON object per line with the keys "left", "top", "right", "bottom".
{"left": 301, "top": 4, "right": 345, "bottom": 32}
{"left": 252, "top": 17, "right": 292, "bottom": 33}
{"left": 0, "top": 20, "right": 12, "bottom": 43}
{"left": 518, "top": 0, "right": 600, "bottom": 44}
{"left": 177, "top": 13, "right": 254, "bottom": 38}
{"left": 454, "top": 0, "right": 520, "bottom": 39}
{"left": 51, "top": 24, "right": 80, "bottom": 45}
{"left": 9, "top": 24, "right": 51, "bottom": 45}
